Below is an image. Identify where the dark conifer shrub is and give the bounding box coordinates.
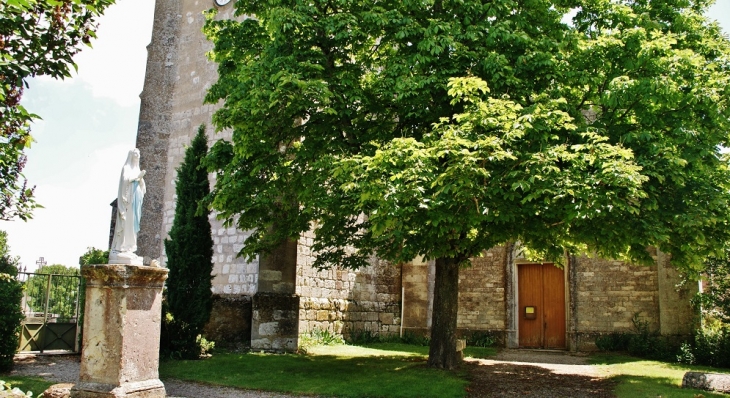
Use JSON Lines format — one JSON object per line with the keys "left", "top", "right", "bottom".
{"left": 162, "top": 125, "right": 214, "bottom": 359}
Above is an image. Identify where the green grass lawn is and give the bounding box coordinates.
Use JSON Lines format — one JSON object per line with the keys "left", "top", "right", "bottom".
{"left": 158, "top": 343, "right": 730, "bottom": 398}
{"left": 590, "top": 353, "right": 730, "bottom": 398}
{"left": 162, "top": 344, "right": 730, "bottom": 398}
{"left": 4, "top": 346, "right": 728, "bottom": 398}
{"left": 160, "top": 343, "right": 473, "bottom": 398}
{"left": 0, "top": 375, "right": 54, "bottom": 397}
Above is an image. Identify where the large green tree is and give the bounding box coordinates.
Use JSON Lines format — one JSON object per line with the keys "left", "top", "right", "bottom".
{"left": 0, "top": 0, "right": 116, "bottom": 221}
{"left": 204, "top": 0, "right": 730, "bottom": 368}
{"left": 163, "top": 125, "right": 214, "bottom": 359}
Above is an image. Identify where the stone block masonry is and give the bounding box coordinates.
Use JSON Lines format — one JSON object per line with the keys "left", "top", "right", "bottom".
{"left": 134, "top": 0, "right": 258, "bottom": 291}
{"left": 296, "top": 232, "right": 402, "bottom": 336}
{"left": 203, "top": 294, "right": 252, "bottom": 350}
{"left": 209, "top": 228, "right": 259, "bottom": 295}
{"left": 571, "top": 255, "right": 660, "bottom": 337}
{"left": 251, "top": 238, "right": 300, "bottom": 352}
{"left": 251, "top": 293, "right": 300, "bottom": 352}
{"left": 657, "top": 249, "right": 697, "bottom": 336}
{"left": 458, "top": 247, "right": 508, "bottom": 331}
{"left": 401, "top": 257, "right": 431, "bottom": 331}
{"left": 567, "top": 251, "right": 696, "bottom": 351}
{"left": 134, "top": 0, "right": 180, "bottom": 263}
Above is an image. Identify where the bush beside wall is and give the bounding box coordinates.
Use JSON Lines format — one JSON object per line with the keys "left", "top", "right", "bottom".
{"left": 0, "top": 255, "right": 23, "bottom": 371}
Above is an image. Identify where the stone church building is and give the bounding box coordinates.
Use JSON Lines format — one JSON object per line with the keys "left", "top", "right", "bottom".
{"left": 132, "top": 0, "right": 696, "bottom": 352}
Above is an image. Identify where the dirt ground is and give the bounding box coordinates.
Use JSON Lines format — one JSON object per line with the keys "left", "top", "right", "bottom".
{"left": 464, "top": 350, "right": 616, "bottom": 397}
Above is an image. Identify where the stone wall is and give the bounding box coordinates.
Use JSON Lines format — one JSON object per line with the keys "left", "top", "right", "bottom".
{"left": 569, "top": 254, "right": 662, "bottom": 351}
{"left": 399, "top": 246, "right": 509, "bottom": 339}
{"left": 296, "top": 233, "right": 402, "bottom": 337}
{"left": 138, "top": 0, "right": 403, "bottom": 337}
{"left": 400, "top": 246, "right": 510, "bottom": 339}
{"left": 251, "top": 293, "right": 300, "bottom": 352}
{"left": 401, "top": 257, "right": 432, "bottom": 333}
{"left": 210, "top": 228, "right": 259, "bottom": 295}
{"left": 161, "top": 2, "right": 261, "bottom": 296}
{"left": 457, "top": 247, "right": 508, "bottom": 332}
{"left": 203, "top": 294, "right": 252, "bottom": 349}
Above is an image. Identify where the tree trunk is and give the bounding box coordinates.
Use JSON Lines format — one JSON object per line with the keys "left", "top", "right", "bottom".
{"left": 428, "top": 256, "right": 462, "bottom": 369}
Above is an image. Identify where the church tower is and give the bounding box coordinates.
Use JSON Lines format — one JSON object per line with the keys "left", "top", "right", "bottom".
{"left": 135, "top": 0, "right": 259, "bottom": 296}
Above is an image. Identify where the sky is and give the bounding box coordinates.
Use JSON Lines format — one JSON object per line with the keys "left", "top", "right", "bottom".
{"left": 1, "top": 0, "right": 729, "bottom": 271}
{"left": 0, "top": 0, "right": 155, "bottom": 270}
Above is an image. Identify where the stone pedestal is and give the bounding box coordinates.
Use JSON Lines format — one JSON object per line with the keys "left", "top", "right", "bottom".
{"left": 71, "top": 264, "right": 168, "bottom": 398}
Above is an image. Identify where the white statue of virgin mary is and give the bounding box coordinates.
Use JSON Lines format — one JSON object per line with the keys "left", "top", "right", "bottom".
{"left": 109, "top": 149, "right": 146, "bottom": 265}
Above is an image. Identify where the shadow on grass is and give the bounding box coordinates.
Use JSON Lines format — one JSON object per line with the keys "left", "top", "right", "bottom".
{"left": 160, "top": 347, "right": 469, "bottom": 398}
{"left": 588, "top": 353, "right": 643, "bottom": 366}
{"left": 590, "top": 352, "right": 730, "bottom": 373}
{"left": 610, "top": 374, "right": 729, "bottom": 398}
{"left": 351, "top": 342, "right": 430, "bottom": 356}
{"left": 588, "top": 353, "right": 730, "bottom": 398}
{"left": 353, "top": 342, "right": 497, "bottom": 359}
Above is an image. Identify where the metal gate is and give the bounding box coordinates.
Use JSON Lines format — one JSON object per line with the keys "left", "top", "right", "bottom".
{"left": 16, "top": 271, "right": 82, "bottom": 353}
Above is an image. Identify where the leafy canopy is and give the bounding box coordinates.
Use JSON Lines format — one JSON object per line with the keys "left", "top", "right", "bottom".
{"left": 0, "top": 0, "right": 116, "bottom": 221}
{"left": 203, "top": 0, "right": 730, "bottom": 270}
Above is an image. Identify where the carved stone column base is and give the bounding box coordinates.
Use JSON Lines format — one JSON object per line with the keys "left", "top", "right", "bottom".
{"left": 71, "top": 380, "right": 165, "bottom": 398}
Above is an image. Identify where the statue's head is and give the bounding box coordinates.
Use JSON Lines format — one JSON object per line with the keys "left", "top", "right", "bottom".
{"left": 127, "top": 149, "right": 141, "bottom": 167}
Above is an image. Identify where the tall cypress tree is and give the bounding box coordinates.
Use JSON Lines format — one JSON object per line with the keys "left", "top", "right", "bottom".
{"left": 163, "top": 125, "right": 214, "bottom": 359}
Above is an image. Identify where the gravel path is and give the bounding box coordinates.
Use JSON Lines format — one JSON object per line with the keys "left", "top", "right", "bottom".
{"left": 8, "top": 350, "right": 615, "bottom": 397}
{"left": 8, "top": 354, "right": 302, "bottom": 398}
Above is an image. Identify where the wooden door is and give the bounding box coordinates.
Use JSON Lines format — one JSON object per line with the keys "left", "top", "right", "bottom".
{"left": 518, "top": 263, "right": 566, "bottom": 349}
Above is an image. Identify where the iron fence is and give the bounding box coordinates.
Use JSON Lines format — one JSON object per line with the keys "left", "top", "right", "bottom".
{"left": 16, "top": 271, "right": 82, "bottom": 353}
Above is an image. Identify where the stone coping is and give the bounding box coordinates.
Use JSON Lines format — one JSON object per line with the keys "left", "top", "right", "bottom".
{"left": 81, "top": 264, "right": 168, "bottom": 288}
